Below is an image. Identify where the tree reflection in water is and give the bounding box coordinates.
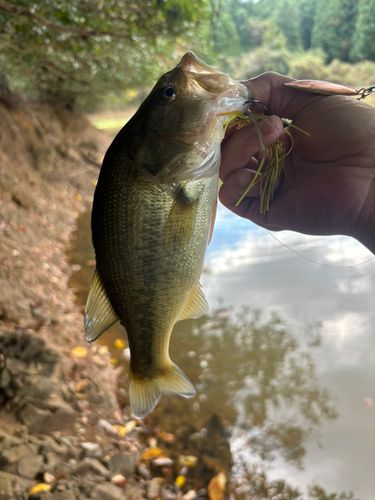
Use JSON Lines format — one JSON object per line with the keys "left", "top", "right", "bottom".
{"left": 67, "top": 211, "right": 360, "bottom": 499}
{"left": 150, "top": 306, "right": 359, "bottom": 500}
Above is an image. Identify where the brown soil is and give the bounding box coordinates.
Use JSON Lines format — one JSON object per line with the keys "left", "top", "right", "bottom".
{"left": 0, "top": 99, "right": 118, "bottom": 416}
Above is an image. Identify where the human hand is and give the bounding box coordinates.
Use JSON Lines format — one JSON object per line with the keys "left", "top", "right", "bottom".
{"left": 219, "top": 72, "right": 375, "bottom": 253}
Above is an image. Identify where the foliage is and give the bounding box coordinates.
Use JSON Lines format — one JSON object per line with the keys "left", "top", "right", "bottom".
{"left": 351, "top": 0, "right": 375, "bottom": 60}
{"left": 1, "top": 0, "right": 374, "bottom": 109}
{"left": 0, "top": 0, "right": 210, "bottom": 104}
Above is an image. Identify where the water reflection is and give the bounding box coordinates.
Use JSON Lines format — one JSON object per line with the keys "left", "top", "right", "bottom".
{"left": 67, "top": 206, "right": 375, "bottom": 499}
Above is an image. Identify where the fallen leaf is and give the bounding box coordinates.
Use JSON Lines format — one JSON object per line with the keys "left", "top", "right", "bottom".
{"left": 114, "top": 338, "right": 126, "bottom": 350}
{"left": 70, "top": 347, "right": 88, "bottom": 358}
{"left": 207, "top": 472, "right": 227, "bottom": 500}
{"left": 112, "top": 425, "right": 127, "bottom": 437}
{"left": 178, "top": 455, "right": 198, "bottom": 467}
{"left": 141, "top": 447, "right": 163, "bottom": 461}
{"left": 29, "top": 484, "right": 51, "bottom": 495}
{"left": 176, "top": 475, "right": 186, "bottom": 488}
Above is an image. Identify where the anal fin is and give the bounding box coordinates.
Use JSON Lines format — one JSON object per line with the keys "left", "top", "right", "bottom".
{"left": 84, "top": 268, "right": 119, "bottom": 343}
{"left": 178, "top": 282, "right": 208, "bottom": 321}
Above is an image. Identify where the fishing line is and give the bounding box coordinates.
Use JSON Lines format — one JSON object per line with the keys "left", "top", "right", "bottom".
{"left": 266, "top": 230, "right": 375, "bottom": 268}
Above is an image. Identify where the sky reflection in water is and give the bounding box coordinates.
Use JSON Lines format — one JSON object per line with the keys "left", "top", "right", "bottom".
{"left": 68, "top": 205, "right": 375, "bottom": 499}
{"left": 202, "top": 204, "right": 375, "bottom": 499}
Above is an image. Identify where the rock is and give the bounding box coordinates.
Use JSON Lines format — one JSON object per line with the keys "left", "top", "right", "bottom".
{"left": 17, "top": 398, "right": 78, "bottom": 433}
{"left": 38, "top": 492, "right": 77, "bottom": 500}
{"left": 43, "top": 472, "right": 55, "bottom": 484}
{"left": 17, "top": 453, "right": 44, "bottom": 478}
{"left": 107, "top": 451, "right": 139, "bottom": 477}
{"left": 0, "top": 367, "right": 11, "bottom": 388}
{"left": 0, "top": 430, "right": 22, "bottom": 450}
{"left": 0, "top": 471, "right": 13, "bottom": 500}
{"left": 19, "top": 335, "right": 46, "bottom": 361}
{"left": 12, "top": 190, "right": 30, "bottom": 209}
{"left": 124, "top": 484, "right": 146, "bottom": 500}
{"left": 71, "top": 458, "right": 110, "bottom": 478}
{"left": 98, "top": 419, "right": 118, "bottom": 436}
{"left": 45, "top": 452, "right": 64, "bottom": 469}
{"left": 5, "top": 357, "right": 28, "bottom": 375}
{"left": 147, "top": 478, "right": 164, "bottom": 499}
{"left": 111, "top": 474, "right": 127, "bottom": 487}
{"left": 182, "top": 491, "right": 197, "bottom": 500}
{"left": 21, "top": 375, "right": 56, "bottom": 400}
{"left": 138, "top": 463, "right": 151, "bottom": 480}
{"left": 91, "top": 482, "right": 125, "bottom": 500}
{"left": 37, "top": 347, "right": 61, "bottom": 365}
{"left": 81, "top": 442, "right": 102, "bottom": 458}
{"left": 1, "top": 442, "right": 39, "bottom": 463}
{"left": 153, "top": 457, "right": 173, "bottom": 467}
{"left": 40, "top": 438, "right": 68, "bottom": 457}
{"left": 0, "top": 470, "right": 35, "bottom": 500}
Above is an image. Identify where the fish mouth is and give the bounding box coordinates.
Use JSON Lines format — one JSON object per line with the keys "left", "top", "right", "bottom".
{"left": 165, "top": 53, "right": 251, "bottom": 145}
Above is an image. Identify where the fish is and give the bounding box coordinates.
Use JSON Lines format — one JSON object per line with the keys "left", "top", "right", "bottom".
{"left": 83, "top": 52, "right": 251, "bottom": 418}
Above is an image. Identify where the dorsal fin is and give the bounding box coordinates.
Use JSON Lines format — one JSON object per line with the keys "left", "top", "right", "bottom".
{"left": 178, "top": 282, "right": 208, "bottom": 322}
{"left": 84, "top": 268, "right": 119, "bottom": 343}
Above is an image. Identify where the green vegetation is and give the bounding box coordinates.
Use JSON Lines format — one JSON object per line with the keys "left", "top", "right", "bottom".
{"left": 0, "top": 0, "right": 374, "bottom": 109}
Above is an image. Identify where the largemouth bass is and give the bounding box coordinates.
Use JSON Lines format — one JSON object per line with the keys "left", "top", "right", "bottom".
{"left": 84, "top": 52, "right": 251, "bottom": 418}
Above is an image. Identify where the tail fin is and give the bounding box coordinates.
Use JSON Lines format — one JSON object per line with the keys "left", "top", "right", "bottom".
{"left": 129, "top": 362, "right": 196, "bottom": 419}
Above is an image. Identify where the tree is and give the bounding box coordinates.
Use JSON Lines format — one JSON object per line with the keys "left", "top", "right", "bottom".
{"left": 0, "top": 0, "right": 210, "bottom": 105}
{"left": 275, "top": 0, "right": 301, "bottom": 51}
{"left": 311, "top": 0, "right": 360, "bottom": 62}
{"left": 351, "top": 0, "right": 375, "bottom": 61}
{"left": 299, "top": 0, "right": 317, "bottom": 50}
{"left": 337, "top": 0, "right": 359, "bottom": 61}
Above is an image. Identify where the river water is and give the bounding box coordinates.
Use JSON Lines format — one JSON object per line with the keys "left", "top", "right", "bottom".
{"left": 68, "top": 204, "right": 375, "bottom": 499}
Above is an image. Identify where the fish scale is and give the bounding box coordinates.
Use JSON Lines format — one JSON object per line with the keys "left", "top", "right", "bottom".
{"left": 84, "top": 52, "right": 251, "bottom": 418}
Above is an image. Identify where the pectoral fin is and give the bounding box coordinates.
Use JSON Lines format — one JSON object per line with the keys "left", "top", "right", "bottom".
{"left": 178, "top": 282, "right": 208, "bottom": 321}
{"left": 164, "top": 187, "right": 199, "bottom": 248}
{"left": 84, "top": 268, "right": 119, "bottom": 343}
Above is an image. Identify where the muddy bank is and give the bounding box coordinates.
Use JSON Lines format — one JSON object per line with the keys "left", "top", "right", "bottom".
{"left": 0, "top": 100, "right": 233, "bottom": 500}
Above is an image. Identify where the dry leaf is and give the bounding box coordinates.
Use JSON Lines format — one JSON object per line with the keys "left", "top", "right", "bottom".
{"left": 208, "top": 472, "right": 227, "bottom": 500}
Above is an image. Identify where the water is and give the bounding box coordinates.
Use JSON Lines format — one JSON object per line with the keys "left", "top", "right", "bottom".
{"left": 68, "top": 205, "right": 375, "bottom": 499}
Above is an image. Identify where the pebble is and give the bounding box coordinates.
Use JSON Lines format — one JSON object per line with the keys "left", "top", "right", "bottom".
{"left": 153, "top": 457, "right": 174, "bottom": 467}
{"left": 71, "top": 457, "right": 110, "bottom": 478}
{"left": 81, "top": 442, "right": 102, "bottom": 458}
{"left": 147, "top": 477, "right": 164, "bottom": 499}
{"left": 111, "top": 474, "right": 127, "bottom": 487}
{"left": 91, "top": 482, "right": 125, "bottom": 500}
{"left": 17, "top": 453, "right": 44, "bottom": 479}
{"left": 182, "top": 491, "right": 197, "bottom": 500}
{"left": 138, "top": 463, "right": 152, "bottom": 480}
{"left": 98, "top": 419, "right": 118, "bottom": 436}
{"left": 107, "top": 450, "right": 140, "bottom": 477}
{"left": 1, "top": 442, "right": 39, "bottom": 463}
{"left": 0, "top": 471, "right": 13, "bottom": 500}
{"left": 43, "top": 472, "right": 56, "bottom": 484}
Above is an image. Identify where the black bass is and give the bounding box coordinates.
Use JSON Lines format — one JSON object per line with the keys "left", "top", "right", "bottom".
{"left": 84, "top": 52, "right": 251, "bottom": 418}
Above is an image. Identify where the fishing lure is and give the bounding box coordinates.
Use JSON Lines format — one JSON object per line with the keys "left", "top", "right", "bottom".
{"left": 219, "top": 108, "right": 309, "bottom": 214}
{"left": 284, "top": 80, "right": 375, "bottom": 100}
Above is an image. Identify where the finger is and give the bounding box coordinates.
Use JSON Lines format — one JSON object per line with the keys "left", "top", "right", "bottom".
{"left": 220, "top": 115, "right": 283, "bottom": 182}
{"left": 219, "top": 167, "right": 282, "bottom": 214}
{"left": 243, "top": 72, "right": 325, "bottom": 119}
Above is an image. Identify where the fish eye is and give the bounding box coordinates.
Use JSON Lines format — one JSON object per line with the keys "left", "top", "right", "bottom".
{"left": 160, "top": 85, "right": 177, "bottom": 101}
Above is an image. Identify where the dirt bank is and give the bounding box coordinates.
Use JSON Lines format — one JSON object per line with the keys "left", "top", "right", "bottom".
{"left": 0, "top": 98, "right": 235, "bottom": 500}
